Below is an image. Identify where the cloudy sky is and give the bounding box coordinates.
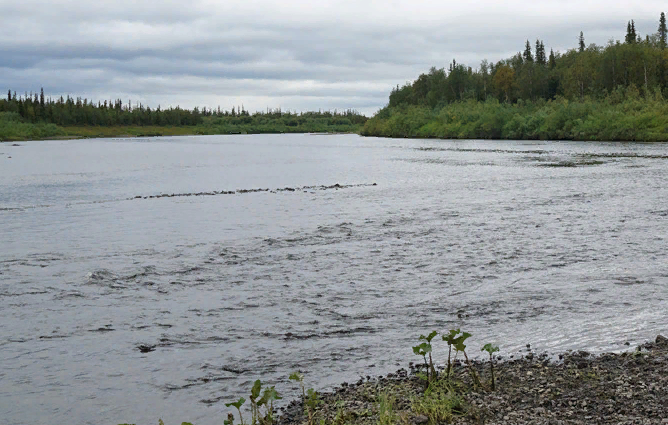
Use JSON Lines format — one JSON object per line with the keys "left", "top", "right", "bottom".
{"left": 1, "top": 1, "right": 665, "bottom": 115}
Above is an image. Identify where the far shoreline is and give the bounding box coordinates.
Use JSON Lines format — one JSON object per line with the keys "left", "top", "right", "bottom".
{"left": 3, "top": 130, "right": 668, "bottom": 143}
{"left": 0, "top": 128, "right": 360, "bottom": 142}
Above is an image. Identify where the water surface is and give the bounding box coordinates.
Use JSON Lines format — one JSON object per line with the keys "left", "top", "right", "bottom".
{"left": 1, "top": 134, "right": 666, "bottom": 425}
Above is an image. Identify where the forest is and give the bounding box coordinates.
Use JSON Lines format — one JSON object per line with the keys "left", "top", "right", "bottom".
{"left": 362, "top": 14, "right": 668, "bottom": 141}
{"left": 0, "top": 91, "right": 367, "bottom": 141}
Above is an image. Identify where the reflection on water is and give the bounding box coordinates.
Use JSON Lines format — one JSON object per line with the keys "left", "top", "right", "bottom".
{"left": 0, "top": 135, "right": 667, "bottom": 425}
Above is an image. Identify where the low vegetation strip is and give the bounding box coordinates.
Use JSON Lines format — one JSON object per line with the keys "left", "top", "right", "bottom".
{"left": 361, "top": 94, "right": 668, "bottom": 142}
{"left": 0, "top": 113, "right": 364, "bottom": 141}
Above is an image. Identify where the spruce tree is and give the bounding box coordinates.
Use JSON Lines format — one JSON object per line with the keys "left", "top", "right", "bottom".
{"left": 626, "top": 21, "right": 632, "bottom": 43}
{"left": 579, "top": 31, "right": 585, "bottom": 52}
{"left": 659, "top": 12, "right": 667, "bottom": 49}
{"left": 535, "top": 40, "right": 546, "bottom": 65}
{"left": 631, "top": 20, "right": 637, "bottom": 43}
{"left": 523, "top": 40, "right": 534, "bottom": 62}
{"left": 40, "top": 88, "right": 45, "bottom": 108}
{"left": 548, "top": 49, "right": 557, "bottom": 70}
{"left": 7, "top": 90, "right": 11, "bottom": 102}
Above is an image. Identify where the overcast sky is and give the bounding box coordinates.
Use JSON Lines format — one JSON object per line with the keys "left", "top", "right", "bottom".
{"left": 1, "top": 1, "right": 665, "bottom": 115}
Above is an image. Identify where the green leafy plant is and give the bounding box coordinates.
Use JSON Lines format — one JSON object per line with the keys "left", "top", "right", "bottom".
{"left": 442, "top": 329, "right": 462, "bottom": 379}
{"left": 452, "top": 332, "right": 486, "bottom": 391}
{"left": 289, "top": 372, "right": 305, "bottom": 398}
{"left": 304, "top": 388, "right": 321, "bottom": 425}
{"left": 250, "top": 380, "right": 263, "bottom": 425}
{"left": 481, "top": 344, "right": 500, "bottom": 391}
{"left": 245, "top": 380, "right": 282, "bottom": 425}
{"left": 258, "top": 385, "right": 282, "bottom": 424}
{"left": 290, "top": 372, "right": 319, "bottom": 425}
{"left": 225, "top": 397, "right": 246, "bottom": 425}
{"left": 413, "top": 331, "right": 438, "bottom": 382}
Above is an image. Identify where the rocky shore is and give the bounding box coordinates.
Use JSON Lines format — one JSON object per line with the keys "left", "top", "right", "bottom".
{"left": 277, "top": 335, "right": 668, "bottom": 425}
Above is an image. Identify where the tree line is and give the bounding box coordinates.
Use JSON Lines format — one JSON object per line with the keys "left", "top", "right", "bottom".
{"left": 0, "top": 89, "right": 367, "bottom": 127}
{"left": 386, "top": 13, "right": 668, "bottom": 108}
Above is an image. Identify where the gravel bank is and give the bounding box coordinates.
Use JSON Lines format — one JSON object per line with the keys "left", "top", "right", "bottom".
{"left": 277, "top": 335, "right": 668, "bottom": 425}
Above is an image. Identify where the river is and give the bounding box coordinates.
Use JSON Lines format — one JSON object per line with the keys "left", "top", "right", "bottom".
{"left": 0, "top": 134, "right": 666, "bottom": 425}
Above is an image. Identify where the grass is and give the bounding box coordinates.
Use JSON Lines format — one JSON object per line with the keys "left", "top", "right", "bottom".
{"left": 411, "top": 378, "right": 465, "bottom": 425}
{"left": 377, "top": 392, "right": 398, "bottom": 425}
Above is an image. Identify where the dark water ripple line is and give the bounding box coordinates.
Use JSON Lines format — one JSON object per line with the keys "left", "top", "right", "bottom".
{"left": 416, "top": 147, "right": 551, "bottom": 154}
{"left": 0, "top": 183, "right": 378, "bottom": 213}
{"left": 416, "top": 146, "right": 668, "bottom": 159}
{"left": 125, "top": 182, "right": 378, "bottom": 201}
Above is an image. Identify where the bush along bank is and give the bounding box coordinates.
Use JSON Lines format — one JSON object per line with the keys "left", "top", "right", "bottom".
{"left": 126, "top": 332, "right": 668, "bottom": 425}
{"left": 361, "top": 94, "right": 668, "bottom": 142}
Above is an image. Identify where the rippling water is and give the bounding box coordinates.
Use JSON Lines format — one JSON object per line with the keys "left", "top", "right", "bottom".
{"left": 1, "top": 134, "right": 666, "bottom": 425}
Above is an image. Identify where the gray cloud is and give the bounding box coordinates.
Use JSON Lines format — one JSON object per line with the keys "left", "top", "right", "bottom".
{"left": 1, "top": 0, "right": 666, "bottom": 115}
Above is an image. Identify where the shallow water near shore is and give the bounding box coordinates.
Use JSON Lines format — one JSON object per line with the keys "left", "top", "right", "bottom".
{"left": 1, "top": 134, "right": 666, "bottom": 425}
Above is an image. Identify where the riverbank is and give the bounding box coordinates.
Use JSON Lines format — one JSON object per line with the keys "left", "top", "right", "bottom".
{"left": 276, "top": 335, "right": 668, "bottom": 425}
{"left": 361, "top": 96, "right": 668, "bottom": 142}
{"left": 0, "top": 125, "right": 362, "bottom": 142}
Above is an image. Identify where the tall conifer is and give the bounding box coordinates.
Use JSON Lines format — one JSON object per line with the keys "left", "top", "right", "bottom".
{"left": 536, "top": 40, "right": 546, "bottom": 65}
{"left": 7, "top": 90, "right": 11, "bottom": 102}
{"left": 523, "top": 40, "right": 534, "bottom": 62}
{"left": 659, "top": 12, "right": 667, "bottom": 49}
{"left": 578, "top": 31, "right": 586, "bottom": 52}
{"left": 548, "top": 49, "right": 557, "bottom": 70}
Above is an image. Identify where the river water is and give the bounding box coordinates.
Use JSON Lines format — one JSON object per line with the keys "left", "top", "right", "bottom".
{"left": 1, "top": 134, "right": 666, "bottom": 425}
